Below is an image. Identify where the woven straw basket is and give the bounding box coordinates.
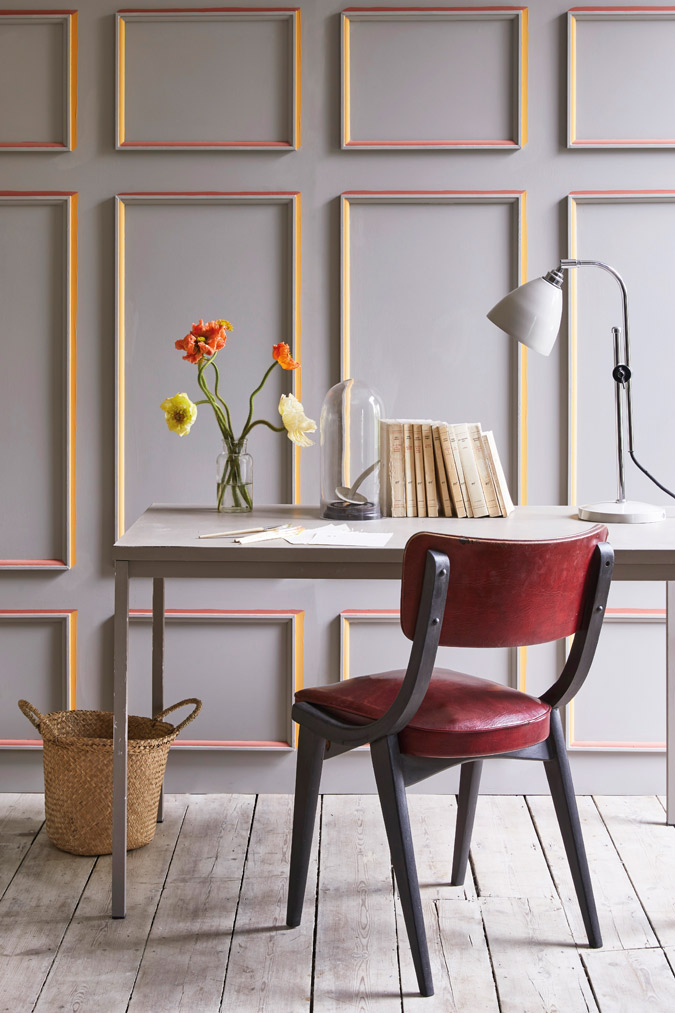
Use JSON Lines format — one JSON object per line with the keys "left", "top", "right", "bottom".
{"left": 18, "top": 698, "right": 201, "bottom": 856}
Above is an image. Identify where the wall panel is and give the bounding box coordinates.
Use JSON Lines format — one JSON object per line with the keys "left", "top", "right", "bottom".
{"left": 342, "top": 6, "right": 527, "bottom": 149}
{"left": 128, "top": 609, "right": 303, "bottom": 749}
{"left": 117, "top": 8, "right": 300, "bottom": 150}
{"left": 568, "top": 7, "right": 675, "bottom": 148}
{"left": 116, "top": 192, "right": 301, "bottom": 537}
{"left": 0, "top": 611, "right": 76, "bottom": 747}
{"left": 0, "top": 193, "right": 77, "bottom": 569}
{"left": 0, "top": 11, "right": 77, "bottom": 150}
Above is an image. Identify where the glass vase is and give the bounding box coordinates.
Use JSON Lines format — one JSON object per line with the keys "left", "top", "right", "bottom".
{"left": 216, "top": 440, "right": 253, "bottom": 513}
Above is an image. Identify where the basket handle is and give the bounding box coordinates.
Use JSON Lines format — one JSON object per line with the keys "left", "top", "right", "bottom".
{"left": 17, "top": 699, "right": 59, "bottom": 738}
{"left": 154, "top": 698, "right": 202, "bottom": 736}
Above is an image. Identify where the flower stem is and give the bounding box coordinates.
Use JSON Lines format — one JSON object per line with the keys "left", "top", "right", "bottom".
{"left": 197, "top": 361, "right": 232, "bottom": 444}
{"left": 209, "top": 358, "right": 234, "bottom": 435}
{"left": 244, "top": 418, "right": 285, "bottom": 435}
{"left": 242, "top": 361, "right": 277, "bottom": 437}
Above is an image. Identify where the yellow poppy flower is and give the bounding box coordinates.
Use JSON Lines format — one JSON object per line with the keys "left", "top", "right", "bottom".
{"left": 160, "top": 392, "right": 198, "bottom": 436}
{"left": 278, "top": 394, "right": 317, "bottom": 447}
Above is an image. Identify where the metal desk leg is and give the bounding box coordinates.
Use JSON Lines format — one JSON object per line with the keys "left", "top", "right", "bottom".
{"left": 667, "top": 583, "right": 675, "bottom": 825}
{"left": 152, "top": 577, "right": 165, "bottom": 823}
{"left": 112, "top": 560, "right": 129, "bottom": 918}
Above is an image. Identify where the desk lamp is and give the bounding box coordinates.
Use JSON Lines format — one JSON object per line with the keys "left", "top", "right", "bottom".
{"left": 487, "top": 259, "right": 669, "bottom": 523}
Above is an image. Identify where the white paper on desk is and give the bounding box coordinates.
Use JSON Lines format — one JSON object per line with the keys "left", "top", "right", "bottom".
{"left": 284, "top": 523, "right": 393, "bottom": 547}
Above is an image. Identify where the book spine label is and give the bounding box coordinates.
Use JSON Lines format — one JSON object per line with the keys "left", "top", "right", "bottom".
{"left": 432, "top": 425, "right": 454, "bottom": 517}
{"left": 469, "top": 423, "right": 501, "bottom": 517}
{"left": 389, "top": 423, "right": 406, "bottom": 518}
{"left": 413, "top": 424, "right": 427, "bottom": 517}
{"left": 403, "top": 423, "right": 417, "bottom": 517}
{"left": 449, "top": 428, "right": 473, "bottom": 516}
{"left": 453, "top": 423, "right": 488, "bottom": 518}
{"left": 421, "top": 424, "right": 439, "bottom": 517}
{"left": 439, "top": 424, "right": 466, "bottom": 517}
{"left": 379, "top": 421, "right": 391, "bottom": 516}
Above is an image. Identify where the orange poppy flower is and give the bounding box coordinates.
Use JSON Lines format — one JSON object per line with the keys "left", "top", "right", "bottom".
{"left": 175, "top": 319, "right": 232, "bottom": 363}
{"left": 272, "top": 342, "right": 300, "bottom": 370}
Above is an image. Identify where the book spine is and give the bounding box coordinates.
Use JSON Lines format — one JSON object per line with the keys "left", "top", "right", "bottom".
{"left": 379, "top": 421, "right": 391, "bottom": 516}
{"left": 413, "top": 424, "right": 427, "bottom": 517}
{"left": 469, "top": 423, "right": 501, "bottom": 517}
{"left": 389, "top": 423, "right": 406, "bottom": 518}
{"left": 439, "top": 423, "right": 466, "bottom": 517}
{"left": 483, "top": 430, "right": 515, "bottom": 516}
{"left": 403, "top": 423, "right": 417, "bottom": 517}
{"left": 449, "top": 428, "right": 473, "bottom": 517}
{"left": 432, "top": 425, "right": 454, "bottom": 517}
{"left": 421, "top": 424, "right": 439, "bottom": 518}
{"left": 453, "top": 423, "right": 488, "bottom": 518}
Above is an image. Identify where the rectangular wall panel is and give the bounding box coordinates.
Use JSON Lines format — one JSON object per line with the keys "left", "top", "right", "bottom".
{"left": 0, "top": 193, "right": 77, "bottom": 569}
{"left": 568, "top": 7, "right": 675, "bottom": 148}
{"left": 342, "top": 7, "right": 527, "bottom": 149}
{"left": 567, "top": 191, "right": 675, "bottom": 512}
{"left": 340, "top": 610, "right": 512, "bottom": 688}
{"left": 341, "top": 191, "right": 527, "bottom": 504}
{"left": 0, "top": 11, "right": 77, "bottom": 150}
{"left": 568, "top": 610, "right": 666, "bottom": 751}
{"left": 129, "top": 610, "right": 303, "bottom": 749}
{"left": 116, "top": 192, "right": 301, "bottom": 537}
{"left": 117, "top": 9, "right": 300, "bottom": 149}
{"left": 0, "top": 611, "right": 76, "bottom": 748}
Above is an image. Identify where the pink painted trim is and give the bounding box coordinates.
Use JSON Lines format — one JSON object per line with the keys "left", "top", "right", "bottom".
{"left": 606, "top": 607, "right": 666, "bottom": 616}
{"left": 344, "top": 6, "right": 526, "bottom": 11}
{"left": 0, "top": 609, "right": 76, "bottom": 615}
{"left": 0, "top": 559, "right": 67, "bottom": 567}
{"left": 118, "top": 7, "right": 300, "bottom": 12}
{"left": 172, "top": 739, "right": 290, "bottom": 747}
{"left": 118, "top": 191, "right": 299, "bottom": 197}
{"left": 343, "top": 189, "right": 524, "bottom": 196}
{"left": 341, "top": 609, "right": 399, "bottom": 615}
{"left": 570, "top": 6, "right": 675, "bottom": 11}
{"left": 0, "top": 741, "right": 42, "bottom": 749}
{"left": 346, "top": 139, "right": 517, "bottom": 146}
{"left": 120, "top": 140, "right": 292, "bottom": 147}
{"left": 571, "top": 189, "right": 675, "bottom": 195}
{"left": 0, "top": 190, "right": 76, "bottom": 197}
{"left": 572, "top": 139, "right": 675, "bottom": 145}
{"left": 0, "top": 9, "right": 77, "bottom": 14}
{"left": 571, "top": 740, "right": 666, "bottom": 749}
{"left": 130, "top": 608, "right": 302, "bottom": 616}
{"left": 0, "top": 142, "right": 67, "bottom": 148}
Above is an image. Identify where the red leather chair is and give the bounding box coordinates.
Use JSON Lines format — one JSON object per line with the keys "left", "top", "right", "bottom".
{"left": 286, "top": 527, "right": 613, "bottom": 997}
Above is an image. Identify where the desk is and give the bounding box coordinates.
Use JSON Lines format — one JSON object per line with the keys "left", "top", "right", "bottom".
{"left": 112, "top": 503, "right": 675, "bottom": 917}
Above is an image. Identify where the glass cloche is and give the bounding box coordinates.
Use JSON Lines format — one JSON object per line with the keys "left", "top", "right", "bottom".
{"left": 320, "top": 379, "right": 384, "bottom": 520}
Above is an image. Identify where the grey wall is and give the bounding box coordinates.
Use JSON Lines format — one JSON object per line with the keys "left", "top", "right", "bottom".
{"left": 1, "top": 1, "right": 674, "bottom": 795}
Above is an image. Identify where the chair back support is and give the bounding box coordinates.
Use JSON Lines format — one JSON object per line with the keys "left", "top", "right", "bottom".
{"left": 401, "top": 526, "right": 609, "bottom": 649}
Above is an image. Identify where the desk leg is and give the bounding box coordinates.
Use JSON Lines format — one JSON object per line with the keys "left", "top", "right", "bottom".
{"left": 664, "top": 583, "right": 668, "bottom": 826}
{"left": 152, "top": 577, "right": 165, "bottom": 823}
{"left": 112, "top": 560, "right": 129, "bottom": 918}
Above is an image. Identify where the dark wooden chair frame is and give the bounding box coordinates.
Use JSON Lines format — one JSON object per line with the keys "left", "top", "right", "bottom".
{"left": 286, "top": 539, "right": 615, "bottom": 997}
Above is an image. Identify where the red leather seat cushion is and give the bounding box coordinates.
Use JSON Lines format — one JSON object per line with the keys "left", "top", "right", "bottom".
{"left": 295, "top": 669, "right": 551, "bottom": 758}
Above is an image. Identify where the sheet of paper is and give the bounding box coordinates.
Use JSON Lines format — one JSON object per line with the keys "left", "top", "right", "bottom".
{"left": 284, "top": 523, "right": 393, "bottom": 547}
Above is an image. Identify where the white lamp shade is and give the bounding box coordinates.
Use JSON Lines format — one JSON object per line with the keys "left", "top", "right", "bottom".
{"left": 487, "top": 276, "right": 563, "bottom": 356}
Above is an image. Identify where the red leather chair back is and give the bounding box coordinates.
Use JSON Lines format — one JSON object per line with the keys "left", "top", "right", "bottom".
{"left": 400, "top": 526, "right": 609, "bottom": 648}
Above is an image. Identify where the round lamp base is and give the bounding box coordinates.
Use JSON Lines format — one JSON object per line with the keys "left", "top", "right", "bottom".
{"left": 578, "top": 500, "right": 666, "bottom": 524}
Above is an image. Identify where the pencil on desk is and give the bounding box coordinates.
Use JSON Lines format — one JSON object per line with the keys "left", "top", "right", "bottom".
{"left": 199, "top": 526, "right": 265, "bottom": 539}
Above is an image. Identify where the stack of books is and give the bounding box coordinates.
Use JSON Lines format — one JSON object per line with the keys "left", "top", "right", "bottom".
{"left": 379, "top": 420, "right": 514, "bottom": 519}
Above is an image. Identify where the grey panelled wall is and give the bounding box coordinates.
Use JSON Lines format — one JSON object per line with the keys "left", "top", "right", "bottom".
{"left": 1, "top": 1, "right": 674, "bottom": 794}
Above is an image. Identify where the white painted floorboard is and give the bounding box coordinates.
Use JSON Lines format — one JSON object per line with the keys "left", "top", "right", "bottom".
{"left": 0, "top": 793, "right": 674, "bottom": 1012}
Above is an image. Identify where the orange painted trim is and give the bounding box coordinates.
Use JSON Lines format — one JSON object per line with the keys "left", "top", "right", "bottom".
{"left": 119, "top": 140, "right": 293, "bottom": 147}
{"left": 570, "top": 189, "right": 675, "bottom": 196}
{"left": 343, "top": 189, "right": 526, "bottom": 196}
{"left": 68, "top": 193, "right": 77, "bottom": 567}
{"left": 118, "top": 190, "right": 300, "bottom": 197}
{"left": 173, "top": 740, "right": 291, "bottom": 748}
{"left": 345, "top": 139, "right": 519, "bottom": 147}
{"left": 570, "top": 5, "right": 675, "bottom": 11}
{"left": 69, "top": 11, "right": 77, "bottom": 149}
{"left": 130, "top": 608, "right": 304, "bottom": 616}
{"left": 343, "top": 5, "right": 527, "bottom": 10}
{"left": 118, "top": 7, "right": 300, "bottom": 12}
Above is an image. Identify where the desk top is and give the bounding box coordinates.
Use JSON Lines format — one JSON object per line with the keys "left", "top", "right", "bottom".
{"left": 113, "top": 504, "right": 675, "bottom": 576}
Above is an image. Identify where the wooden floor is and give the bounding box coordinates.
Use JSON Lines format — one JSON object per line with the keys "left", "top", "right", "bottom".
{"left": 2, "top": 794, "right": 675, "bottom": 1012}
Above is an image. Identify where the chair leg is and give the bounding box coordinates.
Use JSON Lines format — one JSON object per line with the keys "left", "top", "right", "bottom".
{"left": 451, "top": 759, "right": 483, "bottom": 886}
{"left": 371, "top": 735, "right": 434, "bottom": 998}
{"left": 286, "top": 725, "right": 325, "bottom": 928}
{"left": 544, "top": 708, "right": 602, "bottom": 948}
